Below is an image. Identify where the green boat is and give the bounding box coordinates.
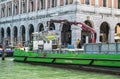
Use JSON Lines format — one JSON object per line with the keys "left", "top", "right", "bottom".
{"left": 14, "top": 47, "right": 120, "bottom": 67}
{"left": 14, "top": 20, "right": 120, "bottom": 67}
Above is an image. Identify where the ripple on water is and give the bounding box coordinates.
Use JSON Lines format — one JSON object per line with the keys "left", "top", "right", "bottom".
{"left": 0, "top": 58, "right": 119, "bottom": 79}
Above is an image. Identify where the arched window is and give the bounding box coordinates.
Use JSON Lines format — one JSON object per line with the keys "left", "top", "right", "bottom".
{"left": 14, "top": 2, "right": 18, "bottom": 15}
{"left": 49, "top": 23, "right": 55, "bottom": 30}
{"left": 30, "top": 0, "right": 34, "bottom": 11}
{"left": 29, "top": 24, "right": 34, "bottom": 42}
{"left": 61, "top": 23, "right": 71, "bottom": 47}
{"left": 40, "top": 0, "right": 44, "bottom": 9}
{"left": 100, "top": 22, "right": 110, "bottom": 42}
{"left": 103, "top": 0, "right": 107, "bottom": 7}
{"left": 85, "top": 0, "right": 90, "bottom": 5}
{"left": 38, "top": 23, "right": 44, "bottom": 32}
{"left": 22, "top": 0, "right": 26, "bottom": 13}
{"left": 2, "top": 7, "right": 5, "bottom": 17}
{"left": 65, "top": 0, "right": 69, "bottom": 5}
{"left": 118, "top": 0, "right": 120, "bottom": 9}
{"left": 52, "top": 0, "right": 55, "bottom": 7}
{"left": 20, "top": 25, "right": 26, "bottom": 44}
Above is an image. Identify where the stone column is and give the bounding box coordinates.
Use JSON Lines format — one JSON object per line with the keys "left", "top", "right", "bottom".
{"left": 45, "top": 0, "right": 48, "bottom": 9}
{"left": 27, "top": 0, "right": 29, "bottom": 13}
{"left": 111, "top": 30, "right": 115, "bottom": 43}
{"left": 10, "top": 27, "right": 13, "bottom": 46}
{"left": 19, "top": 0, "right": 21, "bottom": 14}
{"left": 57, "top": 0, "right": 60, "bottom": 6}
{"left": 12, "top": 0, "right": 14, "bottom": 16}
{"left": 95, "top": 0, "right": 99, "bottom": 6}
{"left": 17, "top": 27, "right": 21, "bottom": 43}
{"left": 4, "top": 28, "right": 7, "bottom": 46}
{"left": 50, "top": 0, "right": 52, "bottom": 8}
{"left": 95, "top": 27, "right": 100, "bottom": 43}
{"left": 111, "top": 0, "right": 114, "bottom": 16}
{"left": 25, "top": 26, "right": 29, "bottom": 42}
{"left": 0, "top": 29, "right": 1, "bottom": 43}
{"left": 71, "top": 25, "right": 82, "bottom": 48}
{"left": 36, "top": 0, "right": 38, "bottom": 11}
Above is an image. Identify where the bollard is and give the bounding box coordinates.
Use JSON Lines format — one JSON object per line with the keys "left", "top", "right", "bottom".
{"left": 2, "top": 56, "right": 5, "bottom": 60}
{"left": 1, "top": 51, "right": 5, "bottom": 61}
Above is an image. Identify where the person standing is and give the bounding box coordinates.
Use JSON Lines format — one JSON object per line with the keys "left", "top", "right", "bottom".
{"left": 76, "top": 39, "right": 81, "bottom": 48}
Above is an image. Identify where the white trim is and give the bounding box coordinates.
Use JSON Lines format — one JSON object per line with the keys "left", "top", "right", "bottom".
{"left": 106, "top": 0, "right": 108, "bottom": 8}
{"left": 112, "top": 0, "right": 114, "bottom": 8}
{"left": 36, "top": 0, "right": 38, "bottom": 11}
{"left": 57, "top": 0, "right": 60, "bottom": 6}
{"left": 95, "top": 0, "right": 99, "bottom": 6}
{"left": 46, "top": 0, "right": 48, "bottom": 9}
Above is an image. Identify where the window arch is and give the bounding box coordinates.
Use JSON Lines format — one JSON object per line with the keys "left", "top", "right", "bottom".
{"left": 30, "top": 0, "right": 34, "bottom": 11}
{"left": 40, "top": 0, "right": 44, "bottom": 9}
{"left": 65, "top": 0, "right": 69, "bottom": 5}
{"left": 61, "top": 22, "right": 71, "bottom": 47}
{"left": 29, "top": 24, "right": 34, "bottom": 42}
{"left": 103, "top": 0, "right": 107, "bottom": 7}
{"left": 37, "top": 23, "right": 44, "bottom": 32}
{"left": 100, "top": 22, "right": 110, "bottom": 42}
{"left": 115, "top": 23, "right": 120, "bottom": 42}
{"left": 22, "top": 0, "right": 27, "bottom": 13}
{"left": 52, "top": 0, "right": 55, "bottom": 7}
{"left": 118, "top": 0, "right": 120, "bottom": 9}
{"left": 85, "top": 0, "right": 90, "bottom": 5}
{"left": 49, "top": 23, "right": 55, "bottom": 30}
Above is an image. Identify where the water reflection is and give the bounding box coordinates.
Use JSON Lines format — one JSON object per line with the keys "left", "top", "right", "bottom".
{"left": 0, "top": 58, "right": 119, "bottom": 79}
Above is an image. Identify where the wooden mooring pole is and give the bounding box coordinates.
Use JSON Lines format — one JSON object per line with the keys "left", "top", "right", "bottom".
{"left": 1, "top": 38, "right": 7, "bottom": 61}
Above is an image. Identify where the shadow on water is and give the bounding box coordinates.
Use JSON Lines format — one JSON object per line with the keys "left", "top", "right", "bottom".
{"left": 29, "top": 62, "right": 120, "bottom": 76}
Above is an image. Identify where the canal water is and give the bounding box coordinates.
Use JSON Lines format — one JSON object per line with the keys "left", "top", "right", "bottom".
{"left": 0, "top": 58, "right": 119, "bottom": 79}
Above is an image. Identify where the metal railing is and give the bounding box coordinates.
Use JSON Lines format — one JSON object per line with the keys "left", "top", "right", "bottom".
{"left": 84, "top": 43, "right": 120, "bottom": 54}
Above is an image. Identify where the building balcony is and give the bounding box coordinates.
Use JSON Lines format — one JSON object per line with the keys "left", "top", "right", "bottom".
{"left": 114, "top": 9, "right": 120, "bottom": 15}
{"left": 78, "top": 4, "right": 95, "bottom": 13}
{"left": 0, "top": 4, "right": 76, "bottom": 23}
{"left": 78, "top": 4, "right": 114, "bottom": 15}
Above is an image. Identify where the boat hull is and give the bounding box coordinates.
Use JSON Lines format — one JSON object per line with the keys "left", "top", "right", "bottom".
{"left": 14, "top": 49, "right": 120, "bottom": 67}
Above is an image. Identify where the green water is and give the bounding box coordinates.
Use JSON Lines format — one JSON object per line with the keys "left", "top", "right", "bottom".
{"left": 0, "top": 58, "right": 119, "bottom": 79}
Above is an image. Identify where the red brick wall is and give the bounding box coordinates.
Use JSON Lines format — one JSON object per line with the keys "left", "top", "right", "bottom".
{"left": 91, "top": 0, "right": 95, "bottom": 5}
{"left": 48, "top": 0, "right": 50, "bottom": 8}
{"left": 60, "top": 0, "right": 64, "bottom": 6}
{"left": 114, "top": 0, "right": 117, "bottom": 8}
{"left": 69, "top": 0, "right": 73, "bottom": 4}
{"left": 99, "top": 0, "right": 103, "bottom": 7}
{"left": 108, "top": 0, "right": 112, "bottom": 8}
{"left": 81, "top": 0, "right": 84, "bottom": 4}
